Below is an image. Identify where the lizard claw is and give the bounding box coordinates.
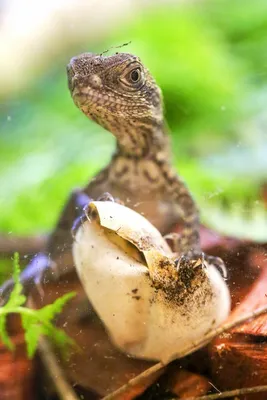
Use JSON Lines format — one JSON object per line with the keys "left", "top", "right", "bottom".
{"left": 97, "top": 192, "right": 115, "bottom": 202}
{"left": 191, "top": 252, "right": 206, "bottom": 269}
{"left": 204, "top": 255, "right": 228, "bottom": 279}
{"left": 175, "top": 251, "right": 227, "bottom": 280}
{"left": 174, "top": 254, "right": 187, "bottom": 271}
{"left": 174, "top": 251, "right": 208, "bottom": 272}
{"left": 96, "top": 192, "right": 125, "bottom": 206}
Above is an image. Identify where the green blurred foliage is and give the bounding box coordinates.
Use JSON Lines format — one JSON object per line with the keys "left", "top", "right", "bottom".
{"left": 113, "top": 6, "right": 247, "bottom": 153}
{"left": 0, "top": 72, "right": 113, "bottom": 233}
{"left": 0, "top": 0, "right": 266, "bottom": 238}
{"left": 205, "top": 0, "right": 267, "bottom": 82}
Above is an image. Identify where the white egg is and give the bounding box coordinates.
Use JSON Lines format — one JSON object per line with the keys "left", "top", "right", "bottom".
{"left": 73, "top": 201, "right": 230, "bottom": 363}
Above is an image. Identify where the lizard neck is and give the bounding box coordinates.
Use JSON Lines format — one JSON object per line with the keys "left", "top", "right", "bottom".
{"left": 111, "top": 117, "right": 170, "bottom": 160}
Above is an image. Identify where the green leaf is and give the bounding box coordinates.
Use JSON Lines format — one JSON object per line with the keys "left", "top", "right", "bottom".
{"left": 22, "top": 314, "right": 44, "bottom": 358}
{"left": 38, "top": 292, "right": 76, "bottom": 322}
{"left": 0, "top": 314, "right": 14, "bottom": 351}
{"left": 0, "top": 254, "right": 76, "bottom": 358}
{"left": 0, "top": 253, "right": 25, "bottom": 350}
{"left": 5, "top": 253, "right": 26, "bottom": 308}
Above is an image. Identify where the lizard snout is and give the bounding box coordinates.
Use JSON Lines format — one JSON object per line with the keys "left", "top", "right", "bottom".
{"left": 68, "top": 53, "right": 100, "bottom": 76}
{"left": 66, "top": 63, "right": 75, "bottom": 92}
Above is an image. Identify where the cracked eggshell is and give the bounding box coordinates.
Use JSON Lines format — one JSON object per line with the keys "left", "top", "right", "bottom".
{"left": 88, "top": 201, "right": 172, "bottom": 255}
{"left": 73, "top": 201, "right": 231, "bottom": 363}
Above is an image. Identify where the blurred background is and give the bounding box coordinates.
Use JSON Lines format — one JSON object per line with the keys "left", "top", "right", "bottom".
{"left": 0, "top": 0, "right": 267, "bottom": 254}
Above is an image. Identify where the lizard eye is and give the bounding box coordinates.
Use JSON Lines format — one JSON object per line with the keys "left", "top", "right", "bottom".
{"left": 129, "top": 68, "right": 141, "bottom": 83}
{"left": 119, "top": 65, "right": 144, "bottom": 90}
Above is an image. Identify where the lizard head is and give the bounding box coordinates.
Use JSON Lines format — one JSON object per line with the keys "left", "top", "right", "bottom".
{"left": 67, "top": 52, "right": 165, "bottom": 156}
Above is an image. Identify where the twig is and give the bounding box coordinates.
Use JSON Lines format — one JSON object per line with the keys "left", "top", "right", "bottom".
{"left": 175, "top": 384, "right": 267, "bottom": 400}
{"left": 0, "top": 234, "right": 47, "bottom": 257}
{"left": 102, "top": 362, "right": 164, "bottom": 400}
{"left": 102, "top": 303, "right": 267, "bottom": 400}
{"left": 38, "top": 336, "right": 79, "bottom": 400}
{"left": 28, "top": 297, "right": 79, "bottom": 400}
{"left": 100, "top": 41, "right": 132, "bottom": 56}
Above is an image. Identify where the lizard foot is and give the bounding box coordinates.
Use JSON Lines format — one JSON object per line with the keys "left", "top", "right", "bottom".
{"left": 0, "top": 253, "right": 58, "bottom": 306}
{"left": 97, "top": 192, "right": 116, "bottom": 202}
{"left": 72, "top": 192, "right": 125, "bottom": 236}
{"left": 174, "top": 251, "right": 227, "bottom": 280}
{"left": 97, "top": 192, "right": 125, "bottom": 206}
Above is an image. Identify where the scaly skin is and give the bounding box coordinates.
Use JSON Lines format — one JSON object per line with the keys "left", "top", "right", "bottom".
{"left": 1, "top": 52, "right": 223, "bottom": 302}
{"left": 66, "top": 52, "right": 200, "bottom": 249}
